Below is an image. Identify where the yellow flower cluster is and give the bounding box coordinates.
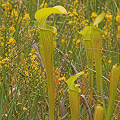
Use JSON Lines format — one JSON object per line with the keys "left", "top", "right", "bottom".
{"left": 11, "top": 9, "right": 18, "bottom": 20}
{"left": 1, "top": 1, "right": 12, "bottom": 11}
{"left": 40, "top": 1, "right": 47, "bottom": 8}
{"left": 116, "top": 12, "right": 120, "bottom": 39}
{"left": 105, "top": 11, "right": 112, "bottom": 21}
{"left": 23, "top": 13, "right": 31, "bottom": 21}
{"left": 116, "top": 14, "right": 120, "bottom": 23}
{"left": 91, "top": 12, "right": 97, "bottom": 18}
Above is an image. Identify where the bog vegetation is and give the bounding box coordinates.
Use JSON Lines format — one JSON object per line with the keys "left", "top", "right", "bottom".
{"left": 0, "top": 0, "right": 120, "bottom": 120}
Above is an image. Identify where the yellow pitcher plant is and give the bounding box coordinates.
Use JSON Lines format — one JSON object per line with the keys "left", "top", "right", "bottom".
{"left": 65, "top": 71, "right": 84, "bottom": 120}
{"left": 35, "top": 6, "right": 67, "bottom": 120}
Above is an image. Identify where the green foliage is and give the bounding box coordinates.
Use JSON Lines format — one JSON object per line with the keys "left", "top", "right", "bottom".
{"left": 66, "top": 71, "right": 84, "bottom": 120}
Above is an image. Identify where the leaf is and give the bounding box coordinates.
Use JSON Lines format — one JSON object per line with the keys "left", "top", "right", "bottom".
{"left": 93, "top": 11, "right": 105, "bottom": 26}
{"left": 65, "top": 71, "right": 84, "bottom": 92}
{"left": 79, "top": 26, "right": 91, "bottom": 40}
{"left": 35, "top": 5, "right": 67, "bottom": 31}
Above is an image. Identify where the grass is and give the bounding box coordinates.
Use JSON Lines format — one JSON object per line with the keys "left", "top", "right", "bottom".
{"left": 0, "top": 0, "right": 120, "bottom": 120}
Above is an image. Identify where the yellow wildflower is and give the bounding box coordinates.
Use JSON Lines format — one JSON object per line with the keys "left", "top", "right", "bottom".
{"left": 23, "top": 13, "right": 30, "bottom": 21}
{"left": 72, "top": 38, "right": 75, "bottom": 44}
{"left": 2, "top": 2, "right": 12, "bottom": 11}
{"left": 73, "top": 8, "right": 78, "bottom": 16}
{"left": 117, "top": 34, "right": 120, "bottom": 39}
{"left": 118, "top": 26, "right": 120, "bottom": 31}
{"left": 0, "top": 64, "right": 2, "bottom": 69}
{"left": 25, "top": 71, "right": 29, "bottom": 76}
{"left": 0, "top": 42, "right": 4, "bottom": 47}
{"left": 74, "top": 0, "right": 78, "bottom": 4}
{"left": 61, "top": 39, "right": 65, "bottom": 44}
{"left": 68, "top": 20, "right": 73, "bottom": 24}
{"left": 91, "top": 12, "right": 97, "bottom": 18}
{"left": 40, "top": 1, "right": 47, "bottom": 8}
{"left": 116, "top": 15, "right": 120, "bottom": 22}
{"left": 105, "top": 14, "right": 112, "bottom": 20}
{"left": 69, "top": 50, "right": 73, "bottom": 54}
{"left": 9, "top": 26, "right": 16, "bottom": 33}
{"left": 7, "top": 37, "right": 15, "bottom": 45}
{"left": 76, "top": 39, "right": 80, "bottom": 44}
{"left": 65, "top": 53, "right": 69, "bottom": 57}
{"left": 23, "top": 107, "right": 27, "bottom": 111}
{"left": 17, "top": 102, "right": 22, "bottom": 105}
{"left": 11, "top": 9, "right": 18, "bottom": 20}
{"left": 108, "top": 60, "right": 111, "bottom": 64}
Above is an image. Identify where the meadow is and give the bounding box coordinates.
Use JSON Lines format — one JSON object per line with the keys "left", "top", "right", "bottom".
{"left": 0, "top": 0, "right": 120, "bottom": 120}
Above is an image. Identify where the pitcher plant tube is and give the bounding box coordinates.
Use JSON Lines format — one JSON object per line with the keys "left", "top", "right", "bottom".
{"left": 65, "top": 71, "right": 84, "bottom": 120}
{"left": 105, "top": 64, "right": 120, "bottom": 120}
{"left": 80, "top": 11, "right": 105, "bottom": 100}
{"left": 35, "top": 6, "right": 67, "bottom": 120}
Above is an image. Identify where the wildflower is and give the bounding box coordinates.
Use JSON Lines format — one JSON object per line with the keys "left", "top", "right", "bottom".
{"left": 118, "top": 26, "right": 120, "bottom": 31}
{"left": 69, "top": 50, "right": 73, "bottom": 54}
{"left": 0, "top": 42, "right": 4, "bottom": 47}
{"left": 91, "top": 12, "right": 97, "bottom": 18}
{"left": 117, "top": 34, "right": 120, "bottom": 39}
{"left": 7, "top": 37, "right": 15, "bottom": 44}
{"left": 11, "top": 9, "right": 18, "bottom": 20}
{"left": 40, "top": 1, "right": 47, "bottom": 8}
{"left": 72, "top": 38, "right": 75, "bottom": 44}
{"left": 74, "top": 0, "right": 78, "bottom": 4}
{"left": 76, "top": 39, "right": 80, "bottom": 44}
{"left": 25, "top": 71, "right": 29, "bottom": 76}
{"left": 61, "top": 39, "right": 65, "bottom": 44}
{"left": 108, "top": 60, "right": 111, "bottom": 64}
{"left": 105, "top": 14, "right": 112, "bottom": 20}
{"left": 16, "top": 111, "right": 18, "bottom": 114}
{"left": 65, "top": 53, "right": 69, "bottom": 57}
{"left": 73, "top": 8, "right": 78, "bottom": 16}
{"left": 9, "top": 26, "right": 16, "bottom": 33}
{"left": 0, "top": 64, "right": 2, "bottom": 69}
{"left": 116, "top": 15, "right": 120, "bottom": 22}
{"left": 17, "top": 102, "right": 22, "bottom": 105}
{"left": 23, "top": 13, "right": 30, "bottom": 21}
{"left": 68, "top": 20, "right": 73, "bottom": 24}
{"left": 23, "top": 107, "right": 27, "bottom": 111}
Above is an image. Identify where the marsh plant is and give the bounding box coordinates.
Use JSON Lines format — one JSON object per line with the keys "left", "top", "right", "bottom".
{"left": 35, "top": 6, "right": 67, "bottom": 120}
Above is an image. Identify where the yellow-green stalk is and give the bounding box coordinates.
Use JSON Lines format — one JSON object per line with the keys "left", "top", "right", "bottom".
{"left": 80, "top": 26, "right": 93, "bottom": 105}
{"left": 105, "top": 64, "right": 120, "bottom": 120}
{"left": 91, "top": 11, "right": 105, "bottom": 94}
{"left": 91, "top": 27, "right": 103, "bottom": 93}
{"left": 94, "top": 103, "right": 104, "bottom": 120}
{"left": 80, "top": 12, "right": 105, "bottom": 117}
{"left": 35, "top": 6, "right": 67, "bottom": 120}
{"left": 65, "top": 71, "right": 84, "bottom": 120}
{"left": 80, "top": 11, "right": 105, "bottom": 100}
